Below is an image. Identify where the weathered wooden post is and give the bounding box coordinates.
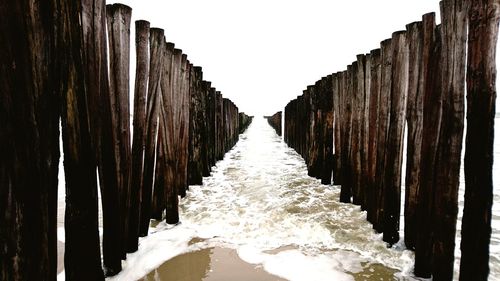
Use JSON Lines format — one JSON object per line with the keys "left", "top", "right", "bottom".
{"left": 404, "top": 17, "right": 432, "bottom": 250}
{"left": 351, "top": 56, "right": 365, "bottom": 206}
{"left": 188, "top": 66, "right": 204, "bottom": 185}
{"left": 106, "top": 3, "right": 132, "bottom": 258}
{"left": 460, "top": 0, "right": 499, "bottom": 280}
{"left": 339, "top": 69, "right": 352, "bottom": 203}
{"left": 139, "top": 28, "right": 164, "bottom": 236}
{"left": 59, "top": 1, "right": 105, "bottom": 279}
{"left": 382, "top": 31, "right": 409, "bottom": 245}
{"left": 177, "top": 55, "right": 190, "bottom": 198}
{"left": 201, "top": 81, "right": 212, "bottom": 176}
{"left": 1, "top": 1, "right": 63, "bottom": 280}
{"left": 332, "top": 72, "right": 342, "bottom": 184}
{"left": 367, "top": 49, "right": 381, "bottom": 225}
{"left": 163, "top": 48, "right": 182, "bottom": 224}
{"left": 430, "top": 0, "right": 468, "bottom": 278}
{"left": 128, "top": 19, "right": 150, "bottom": 253}
{"left": 207, "top": 86, "right": 216, "bottom": 168}
{"left": 415, "top": 20, "right": 441, "bottom": 278}
{"left": 320, "top": 75, "right": 334, "bottom": 185}
{"left": 361, "top": 55, "right": 371, "bottom": 210}
{"left": 374, "top": 38, "right": 392, "bottom": 232}
{"left": 81, "top": 0, "right": 123, "bottom": 276}
{"left": 216, "top": 92, "right": 224, "bottom": 160}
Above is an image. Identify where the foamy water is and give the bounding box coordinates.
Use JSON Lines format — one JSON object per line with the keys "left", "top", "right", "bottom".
{"left": 57, "top": 116, "right": 500, "bottom": 281}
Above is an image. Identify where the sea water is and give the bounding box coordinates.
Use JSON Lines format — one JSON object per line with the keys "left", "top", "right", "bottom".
{"left": 104, "top": 116, "right": 499, "bottom": 281}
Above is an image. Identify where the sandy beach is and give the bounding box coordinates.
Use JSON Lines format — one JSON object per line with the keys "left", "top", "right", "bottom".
{"left": 140, "top": 247, "right": 285, "bottom": 281}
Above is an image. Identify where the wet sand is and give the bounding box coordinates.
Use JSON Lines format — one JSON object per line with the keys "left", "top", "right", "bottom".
{"left": 140, "top": 247, "right": 286, "bottom": 281}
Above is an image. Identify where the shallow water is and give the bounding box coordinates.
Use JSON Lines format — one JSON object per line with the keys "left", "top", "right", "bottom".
{"left": 57, "top": 116, "right": 500, "bottom": 281}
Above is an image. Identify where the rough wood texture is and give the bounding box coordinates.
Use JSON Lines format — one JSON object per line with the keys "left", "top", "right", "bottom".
{"left": 339, "top": 69, "right": 352, "bottom": 203}
{"left": 404, "top": 17, "right": 433, "bottom": 251}
{"left": 139, "top": 28, "right": 164, "bottom": 236}
{"left": 81, "top": 0, "right": 122, "bottom": 274}
{"left": 163, "top": 48, "right": 182, "bottom": 224}
{"left": 57, "top": 1, "right": 105, "bottom": 280}
{"left": 373, "top": 39, "right": 392, "bottom": 233}
{"left": 320, "top": 76, "right": 334, "bottom": 185}
{"left": 266, "top": 111, "right": 282, "bottom": 136}
{"left": 367, "top": 49, "right": 381, "bottom": 225}
{"left": 201, "top": 81, "right": 212, "bottom": 177}
{"left": 415, "top": 21, "right": 441, "bottom": 279}
{"left": 361, "top": 55, "right": 371, "bottom": 210}
{"left": 128, "top": 19, "right": 150, "bottom": 253}
{"left": 332, "top": 73, "right": 342, "bottom": 185}
{"left": 382, "top": 31, "right": 408, "bottom": 245}
{"left": 106, "top": 3, "right": 132, "bottom": 259}
{"left": 0, "top": 2, "right": 59, "bottom": 280}
{"left": 431, "top": 0, "right": 468, "bottom": 279}
{"left": 188, "top": 66, "right": 204, "bottom": 185}
{"left": 351, "top": 56, "right": 365, "bottom": 206}
{"left": 177, "top": 55, "right": 191, "bottom": 198}
{"left": 460, "top": 1, "right": 499, "bottom": 280}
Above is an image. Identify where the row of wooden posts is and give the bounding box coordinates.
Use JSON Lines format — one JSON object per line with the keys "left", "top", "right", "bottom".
{"left": 0, "top": 1, "right": 252, "bottom": 281}
{"left": 265, "top": 111, "right": 282, "bottom": 136}
{"left": 274, "top": 0, "right": 498, "bottom": 280}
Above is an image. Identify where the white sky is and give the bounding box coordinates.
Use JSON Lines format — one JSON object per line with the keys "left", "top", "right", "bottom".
{"left": 108, "top": 0, "right": 499, "bottom": 116}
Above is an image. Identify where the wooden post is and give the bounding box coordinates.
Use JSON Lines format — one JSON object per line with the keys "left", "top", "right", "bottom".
{"left": 351, "top": 56, "right": 365, "bottom": 206}
{"left": 177, "top": 55, "right": 190, "bottom": 198}
{"left": 460, "top": 0, "right": 499, "bottom": 279}
{"left": 58, "top": 0, "right": 105, "bottom": 279}
{"left": 128, "top": 19, "right": 150, "bottom": 253}
{"left": 366, "top": 49, "right": 381, "bottom": 225}
{"left": 320, "top": 75, "right": 334, "bottom": 185}
{"left": 382, "top": 31, "right": 409, "bottom": 245}
{"left": 339, "top": 69, "right": 352, "bottom": 203}
{"left": 207, "top": 86, "right": 216, "bottom": 168}
{"left": 361, "top": 55, "right": 371, "bottom": 210}
{"left": 1, "top": 2, "right": 59, "bottom": 280}
{"left": 81, "top": 0, "right": 122, "bottom": 274}
{"left": 404, "top": 19, "right": 428, "bottom": 251}
{"left": 415, "top": 20, "right": 441, "bottom": 278}
{"left": 106, "top": 3, "right": 132, "bottom": 258}
{"left": 201, "top": 81, "right": 212, "bottom": 176}
{"left": 431, "top": 0, "right": 468, "bottom": 278}
{"left": 163, "top": 48, "right": 181, "bottom": 224}
{"left": 332, "top": 73, "right": 342, "bottom": 185}
{"left": 216, "top": 92, "right": 224, "bottom": 160}
{"left": 139, "top": 28, "right": 164, "bottom": 236}
{"left": 188, "top": 66, "right": 204, "bottom": 185}
{"left": 373, "top": 39, "right": 392, "bottom": 233}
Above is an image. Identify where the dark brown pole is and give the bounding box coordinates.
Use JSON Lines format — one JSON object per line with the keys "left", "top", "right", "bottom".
{"left": 106, "top": 3, "right": 132, "bottom": 258}
{"left": 82, "top": 0, "right": 122, "bottom": 274}
{"left": 361, "top": 55, "right": 371, "bottom": 210}
{"left": 339, "top": 69, "right": 352, "bottom": 203}
{"left": 351, "top": 56, "right": 365, "bottom": 206}
{"left": 367, "top": 49, "right": 381, "bottom": 225}
{"left": 332, "top": 73, "right": 342, "bottom": 185}
{"left": 403, "top": 21, "right": 423, "bottom": 251}
{"left": 320, "top": 75, "right": 334, "bottom": 185}
{"left": 128, "top": 19, "right": 150, "bottom": 253}
{"left": 164, "top": 48, "right": 182, "bottom": 224}
{"left": 431, "top": 0, "right": 468, "bottom": 278}
{"left": 188, "top": 66, "right": 204, "bottom": 185}
{"left": 382, "top": 31, "right": 409, "bottom": 245}
{"left": 139, "top": 28, "right": 164, "bottom": 236}
{"left": 460, "top": 0, "right": 499, "bottom": 279}
{"left": 59, "top": 0, "right": 104, "bottom": 279}
{"left": 0, "top": 2, "right": 59, "bottom": 280}
{"left": 373, "top": 39, "right": 392, "bottom": 233}
{"left": 415, "top": 20, "right": 441, "bottom": 278}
